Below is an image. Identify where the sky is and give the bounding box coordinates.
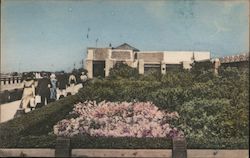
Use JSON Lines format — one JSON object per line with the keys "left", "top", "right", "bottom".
{"left": 1, "top": 0, "right": 249, "bottom": 73}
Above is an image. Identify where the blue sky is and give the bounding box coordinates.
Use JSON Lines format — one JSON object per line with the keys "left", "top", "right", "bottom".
{"left": 1, "top": 0, "right": 249, "bottom": 73}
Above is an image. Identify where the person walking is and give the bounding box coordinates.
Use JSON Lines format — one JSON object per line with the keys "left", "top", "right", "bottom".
{"left": 68, "top": 73, "right": 77, "bottom": 95}
{"left": 19, "top": 72, "right": 35, "bottom": 111}
{"left": 37, "top": 73, "right": 51, "bottom": 107}
{"left": 80, "top": 71, "right": 88, "bottom": 86}
{"left": 56, "top": 73, "right": 67, "bottom": 99}
{"left": 68, "top": 73, "right": 77, "bottom": 86}
{"left": 50, "top": 73, "right": 57, "bottom": 102}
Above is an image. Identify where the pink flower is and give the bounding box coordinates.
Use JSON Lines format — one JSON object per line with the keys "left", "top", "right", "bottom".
{"left": 53, "top": 101, "right": 183, "bottom": 138}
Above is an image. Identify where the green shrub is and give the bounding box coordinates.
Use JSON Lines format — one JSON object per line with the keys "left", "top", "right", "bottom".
{"left": 161, "top": 71, "right": 193, "bottom": 88}
{"left": 177, "top": 98, "right": 248, "bottom": 140}
{"left": 150, "top": 87, "right": 189, "bottom": 111}
{"left": 71, "top": 135, "right": 172, "bottom": 149}
{"left": 191, "top": 60, "right": 213, "bottom": 75}
{"left": 16, "top": 135, "right": 56, "bottom": 148}
{"left": 108, "top": 63, "right": 139, "bottom": 80}
{"left": 77, "top": 79, "right": 162, "bottom": 103}
{"left": 187, "top": 137, "right": 249, "bottom": 149}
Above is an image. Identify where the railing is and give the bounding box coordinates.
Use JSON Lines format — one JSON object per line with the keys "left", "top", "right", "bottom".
{"left": 0, "top": 77, "right": 22, "bottom": 86}
{"left": 0, "top": 77, "right": 23, "bottom": 104}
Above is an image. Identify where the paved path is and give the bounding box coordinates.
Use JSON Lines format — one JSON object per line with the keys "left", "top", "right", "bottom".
{"left": 0, "top": 83, "right": 83, "bottom": 123}
{"left": 0, "top": 100, "right": 31, "bottom": 123}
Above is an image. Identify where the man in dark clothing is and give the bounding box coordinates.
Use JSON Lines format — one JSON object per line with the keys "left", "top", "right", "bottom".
{"left": 56, "top": 73, "right": 68, "bottom": 99}
{"left": 36, "top": 74, "right": 51, "bottom": 107}
{"left": 57, "top": 73, "right": 68, "bottom": 90}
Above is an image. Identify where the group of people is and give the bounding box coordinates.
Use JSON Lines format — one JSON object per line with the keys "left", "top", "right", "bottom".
{"left": 19, "top": 71, "right": 88, "bottom": 111}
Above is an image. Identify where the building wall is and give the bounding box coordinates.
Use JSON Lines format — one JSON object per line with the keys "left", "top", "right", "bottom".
{"left": 111, "top": 50, "right": 133, "bottom": 61}
{"left": 193, "top": 51, "right": 211, "bottom": 61}
{"left": 137, "top": 52, "right": 163, "bottom": 62}
{"left": 163, "top": 51, "right": 193, "bottom": 64}
{"left": 163, "top": 51, "right": 210, "bottom": 64}
{"left": 93, "top": 48, "right": 109, "bottom": 60}
{"left": 85, "top": 48, "right": 211, "bottom": 78}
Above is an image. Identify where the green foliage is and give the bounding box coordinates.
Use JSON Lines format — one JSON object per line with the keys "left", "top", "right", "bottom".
{"left": 177, "top": 99, "right": 232, "bottom": 139}
{"left": 108, "top": 62, "right": 140, "bottom": 80}
{"left": 16, "top": 135, "right": 56, "bottom": 148}
{"left": 191, "top": 60, "right": 213, "bottom": 75}
{"left": 187, "top": 137, "right": 249, "bottom": 149}
{"left": 77, "top": 79, "right": 162, "bottom": 103}
{"left": 71, "top": 135, "right": 172, "bottom": 149}
{"left": 150, "top": 87, "right": 189, "bottom": 111}
{"left": 161, "top": 71, "right": 193, "bottom": 87}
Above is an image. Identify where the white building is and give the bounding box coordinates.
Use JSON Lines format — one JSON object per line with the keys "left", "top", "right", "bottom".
{"left": 85, "top": 43, "right": 210, "bottom": 78}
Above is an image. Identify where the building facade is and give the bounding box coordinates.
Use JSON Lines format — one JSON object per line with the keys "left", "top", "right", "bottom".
{"left": 85, "top": 43, "right": 211, "bottom": 78}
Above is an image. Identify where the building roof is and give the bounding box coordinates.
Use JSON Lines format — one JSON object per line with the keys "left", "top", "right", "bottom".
{"left": 114, "top": 43, "right": 139, "bottom": 51}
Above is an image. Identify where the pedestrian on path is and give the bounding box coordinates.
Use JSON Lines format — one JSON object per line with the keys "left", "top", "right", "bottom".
{"left": 37, "top": 73, "right": 51, "bottom": 107}
{"left": 50, "top": 73, "right": 57, "bottom": 102}
{"left": 80, "top": 71, "right": 88, "bottom": 86}
{"left": 67, "top": 73, "right": 77, "bottom": 95}
{"left": 56, "top": 73, "right": 67, "bottom": 99}
{"left": 20, "top": 72, "right": 35, "bottom": 111}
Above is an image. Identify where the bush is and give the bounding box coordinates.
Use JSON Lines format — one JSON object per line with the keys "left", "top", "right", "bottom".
{"left": 16, "top": 135, "right": 56, "bottom": 148}
{"left": 71, "top": 135, "right": 172, "bottom": 149}
{"left": 161, "top": 71, "right": 193, "bottom": 88}
{"left": 191, "top": 60, "right": 213, "bottom": 75}
{"left": 177, "top": 98, "right": 248, "bottom": 140}
{"left": 77, "top": 79, "right": 162, "bottom": 103}
{"left": 108, "top": 63, "right": 139, "bottom": 80}
{"left": 187, "top": 137, "right": 249, "bottom": 149}
{"left": 150, "top": 87, "right": 189, "bottom": 111}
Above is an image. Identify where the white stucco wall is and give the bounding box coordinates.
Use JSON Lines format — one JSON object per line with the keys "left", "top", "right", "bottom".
{"left": 194, "top": 51, "right": 211, "bottom": 61}
{"left": 163, "top": 51, "right": 193, "bottom": 64}
{"left": 86, "top": 49, "right": 94, "bottom": 60}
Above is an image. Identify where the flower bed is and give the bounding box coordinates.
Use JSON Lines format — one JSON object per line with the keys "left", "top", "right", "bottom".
{"left": 54, "top": 101, "right": 183, "bottom": 138}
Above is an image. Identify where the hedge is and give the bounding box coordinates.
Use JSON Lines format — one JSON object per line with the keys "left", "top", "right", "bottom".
{"left": 76, "top": 79, "right": 162, "bottom": 104}
{"left": 186, "top": 137, "right": 249, "bottom": 149}
{"left": 71, "top": 136, "right": 172, "bottom": 149}
{"left": 4, "top": 135, "right": 248, "bottom": 149}
{"left": 71, "top": 136, "right": 248, "bottom": 149}
{"left": 0, "top": 95, "right": 78, "bottom": 147}
{"left": 16, "top": 135, "right": 56, "bottom": 148}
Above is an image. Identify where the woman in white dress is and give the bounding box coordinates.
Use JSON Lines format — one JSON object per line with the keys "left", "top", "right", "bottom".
{"left": 20, "top": 73, "right": 35, "bottom": 110}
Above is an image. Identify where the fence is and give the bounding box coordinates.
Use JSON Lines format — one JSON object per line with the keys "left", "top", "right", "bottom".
{"left": 0, "top": 77, "right": 22, "bottom": 85}
{"left": 0, "top": 148, "right": 248, "bottom": 157}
